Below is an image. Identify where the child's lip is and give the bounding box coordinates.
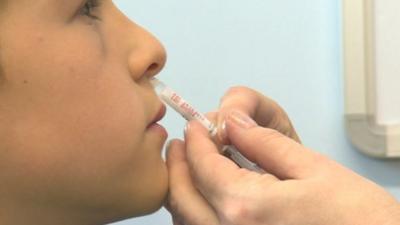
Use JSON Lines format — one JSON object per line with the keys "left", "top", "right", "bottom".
{"left": 148, "top": 104, "right": 166, "bottom": 128}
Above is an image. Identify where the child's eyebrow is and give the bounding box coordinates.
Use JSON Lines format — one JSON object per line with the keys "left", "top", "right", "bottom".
{"left": 0, "top": 0, "right": 7, "bottom": 9}
{"left": 0, "top": 0, "right": 7, "bottom": 16}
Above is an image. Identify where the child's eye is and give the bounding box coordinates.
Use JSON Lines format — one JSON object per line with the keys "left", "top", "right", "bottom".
{"left": 80, "top": 0, "right": 101, "bottom": 20}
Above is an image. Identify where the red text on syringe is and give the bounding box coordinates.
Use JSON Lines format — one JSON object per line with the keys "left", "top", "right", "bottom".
{"left": 170, "top": 93, "right": 201, "bottom": 118}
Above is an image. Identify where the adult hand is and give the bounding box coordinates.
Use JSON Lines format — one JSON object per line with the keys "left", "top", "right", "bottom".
{"left": 166, "top": 87, "right": 400, "bottom": 225}
{"left": 167, "top": 115, "right": 400, "bottom": 225}
{"left": 165, "top": 87, "right": 299, "bottom": 225}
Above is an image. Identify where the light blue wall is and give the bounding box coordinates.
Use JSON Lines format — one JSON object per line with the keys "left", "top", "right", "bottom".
{"left": 112, "top": 1, "right": 400, "bottom": 224}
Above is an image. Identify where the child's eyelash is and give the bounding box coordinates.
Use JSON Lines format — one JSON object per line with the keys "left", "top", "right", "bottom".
{"left": 81, "top": 0, "right": 101, "bottom": 20}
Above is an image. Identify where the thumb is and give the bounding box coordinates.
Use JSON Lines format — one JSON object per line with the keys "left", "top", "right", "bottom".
{"left": 225, "top": 110, "right": 324, "bottom": 179}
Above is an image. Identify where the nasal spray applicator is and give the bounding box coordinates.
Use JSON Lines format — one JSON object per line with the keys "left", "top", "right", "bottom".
{"left": 150, "top": 78, "right": 264, "bottom": 173}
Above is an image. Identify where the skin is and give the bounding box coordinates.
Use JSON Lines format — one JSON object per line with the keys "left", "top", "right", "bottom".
{"left": 167, "top": 87, "right": 400, "bottom": 225}
{"left": 0, "top": 0, "right": 168, "bottom": 224}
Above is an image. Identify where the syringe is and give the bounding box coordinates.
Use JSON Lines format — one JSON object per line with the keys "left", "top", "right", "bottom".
{"left": 150, "top": 78, "right": 264, "bottom": 173}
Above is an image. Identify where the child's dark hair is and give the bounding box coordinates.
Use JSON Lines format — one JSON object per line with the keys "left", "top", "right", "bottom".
{"left": 0, "top": 42, "right": 2, "bottom": 80}
{"left": 0, "top": 1, "right": 4, "bottom": 80}
{"left": 0, "top": 1, "right": 4, "bottom": 77}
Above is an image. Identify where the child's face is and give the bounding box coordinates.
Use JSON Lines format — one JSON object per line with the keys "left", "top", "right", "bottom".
{"left": 0, "top": 0, "right": 168, "bottom": 222}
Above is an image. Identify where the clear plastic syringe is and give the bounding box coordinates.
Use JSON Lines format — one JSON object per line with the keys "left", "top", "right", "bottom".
{"left": 150, "top": 78, "right": 264, "bottom": 173}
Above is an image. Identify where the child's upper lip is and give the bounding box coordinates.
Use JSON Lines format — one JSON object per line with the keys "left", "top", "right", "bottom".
{"left": 148, "top": 104, "right": 166, "bottom": 127}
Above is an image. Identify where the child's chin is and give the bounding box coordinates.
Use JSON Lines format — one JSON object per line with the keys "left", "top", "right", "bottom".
{"left": 102, "top": 161, "right": 169, "bottom": 221}
{"left": 140, "top": 187, "right": 168, "bottom": 216}
{"left": 104, "top": 185, "right": 168, "bottom": 223}
{"left": 128, "top": 190, "right": 168, "bottom": 220}
{"left": 129, "top": 169, "right": 169, "bottom": 217}
{"left": 139, "top": 196, "right": 167, "bottom": 216}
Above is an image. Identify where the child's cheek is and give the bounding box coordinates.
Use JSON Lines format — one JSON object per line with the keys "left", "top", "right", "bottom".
{"left": 3, "top": 24, "right": 143, "bottom": 173}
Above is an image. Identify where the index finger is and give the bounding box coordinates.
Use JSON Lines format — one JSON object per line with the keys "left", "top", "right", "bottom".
{"left": 218, "top": 86, "right": 300, "bottom": 142}
{"left": 185, "top": 121, "right": 240, "bottom": 201}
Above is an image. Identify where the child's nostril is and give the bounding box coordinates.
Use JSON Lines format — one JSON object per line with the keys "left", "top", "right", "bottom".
{"left": 148, "top": 63, "right": 158, "bottom": 72}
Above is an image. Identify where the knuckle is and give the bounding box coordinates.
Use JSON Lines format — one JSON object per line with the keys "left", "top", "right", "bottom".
{"left": 254, "top": 128, "right": 303, "bottom": 176}
{"left": 220, "top": 200, "right": 251, "bottom": 225}
{"left": 227, "top": 86, "right": 253, "bottom": 94}
{"left": 219, "top": 188, "right": 263, "bottom": 225}
{"left": 270, "top": 116, "right": 292, "bottom": 133}
{"left": 310, "top": 152, "right": 334, "bottom": 174}
{"left": 221, "top": 86, "right": 255, "bottom": 102}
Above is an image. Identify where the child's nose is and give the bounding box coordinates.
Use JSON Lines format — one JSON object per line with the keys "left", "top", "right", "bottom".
{"left": 127, "top": 29, "right": 167, "bottom": 81}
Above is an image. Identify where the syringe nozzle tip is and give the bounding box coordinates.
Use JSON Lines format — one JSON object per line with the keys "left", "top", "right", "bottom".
{"left": 150, "top": 78, "right": 166, "bottom": 95}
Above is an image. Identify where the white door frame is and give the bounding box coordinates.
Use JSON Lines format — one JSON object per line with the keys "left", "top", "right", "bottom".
{"left": 343, "top": 0, "right": 400, "bottom": 158}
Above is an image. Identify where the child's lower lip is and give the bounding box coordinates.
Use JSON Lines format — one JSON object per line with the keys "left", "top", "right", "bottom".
{"left": 147, "top": 123, "right": 168, "bottom": 137}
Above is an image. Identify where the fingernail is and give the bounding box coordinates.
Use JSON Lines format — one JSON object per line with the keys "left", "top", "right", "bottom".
{"left": 184, "top": 122, "right": 190, "bottom": 135}
{"left": 165, "top": 139, "right": 174, "bottom": 159}
{"left": 228, "top": 110, "right": 257, "bottom": 129}
{"left": 219, "top": 120, "right": 228, "bottom": 141}
{"left": 166, "top": 139, "right": 173, "bottom": 150}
